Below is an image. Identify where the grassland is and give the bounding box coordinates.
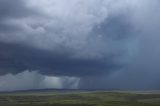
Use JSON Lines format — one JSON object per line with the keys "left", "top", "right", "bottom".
{"left": 0, "top": 91, "right": 160, "bottom": 106}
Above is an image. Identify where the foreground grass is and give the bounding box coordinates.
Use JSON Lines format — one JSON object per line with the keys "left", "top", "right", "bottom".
{"left": 0, "top": 91, "right": 160, "bottom": 106}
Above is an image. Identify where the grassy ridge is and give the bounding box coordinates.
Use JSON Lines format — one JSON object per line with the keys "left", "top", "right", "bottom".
{"left": 0, "top": 91, "right": 160, "bottom": 106}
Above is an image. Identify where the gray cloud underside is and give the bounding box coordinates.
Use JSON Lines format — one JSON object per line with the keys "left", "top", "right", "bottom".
{"left": 0, "top": 42, "right": 121, "bottom": 76}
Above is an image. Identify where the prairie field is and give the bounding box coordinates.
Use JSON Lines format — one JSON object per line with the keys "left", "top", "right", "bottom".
{"left": 0, "top": 91, "right": 160, "bottom": 106}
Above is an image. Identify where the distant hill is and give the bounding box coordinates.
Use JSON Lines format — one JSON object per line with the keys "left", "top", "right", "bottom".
{"left": 0, "top": 88, "right": 116, "bottom": 94}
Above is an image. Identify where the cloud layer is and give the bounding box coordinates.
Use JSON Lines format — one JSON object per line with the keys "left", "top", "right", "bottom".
{"left": 0, "top": 0, "right": 160, "bottom": 90}
{"left": 0, "top": 0, "right": 134, "bottom": 76}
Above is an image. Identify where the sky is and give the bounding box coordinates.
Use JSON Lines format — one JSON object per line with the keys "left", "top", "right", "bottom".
{"left": 0, "top": 0, "right": 160, "bottom": 91}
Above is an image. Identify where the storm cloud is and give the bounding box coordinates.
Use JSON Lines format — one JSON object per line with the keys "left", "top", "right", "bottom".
{"left": 0, "top": 0, "right": 132, "bottom": 76}
{"left": 0, "top": 0, "right": 160, "bottom": 90}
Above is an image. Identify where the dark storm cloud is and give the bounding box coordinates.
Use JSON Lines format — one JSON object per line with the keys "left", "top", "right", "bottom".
{"left": 1, "top": 0, "right": 160, "bottom": 90}
{"left": 0, "top": 0, "right": 131, "bottom": 77}
{"left": 0, "top": 42, "right": 120, "bottom": 76}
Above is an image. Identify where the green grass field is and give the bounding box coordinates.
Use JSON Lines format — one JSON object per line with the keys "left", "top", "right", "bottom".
{"left": 0, "top": 91, "right": 160, "bottom": 106}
